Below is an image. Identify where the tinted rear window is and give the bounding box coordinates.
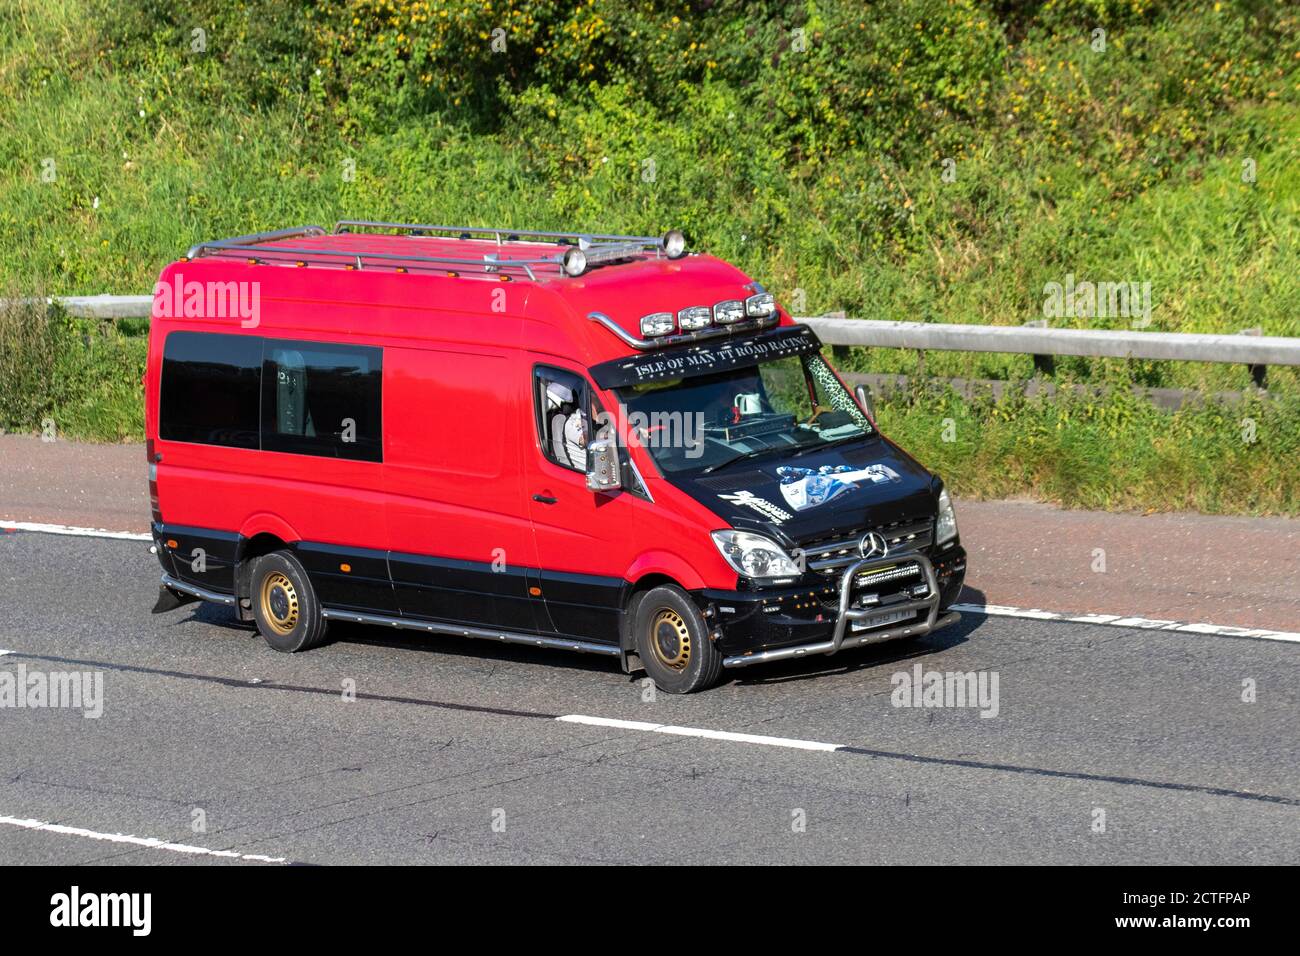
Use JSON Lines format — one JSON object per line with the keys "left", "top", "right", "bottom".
{"left": 262, "top": 341, "right": 383, "bottom": 461}
{"left": 160, "top": 331, "right": 262, "bottom": 449}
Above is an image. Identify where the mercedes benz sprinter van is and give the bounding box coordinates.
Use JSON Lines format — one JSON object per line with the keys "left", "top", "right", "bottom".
{"left": 146, "top": 221, "right": 966, "bottom": 692}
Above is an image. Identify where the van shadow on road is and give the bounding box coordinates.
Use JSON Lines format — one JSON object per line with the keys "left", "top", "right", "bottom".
{"left": 179, "top": 589, "right": 989, "bottom": 691}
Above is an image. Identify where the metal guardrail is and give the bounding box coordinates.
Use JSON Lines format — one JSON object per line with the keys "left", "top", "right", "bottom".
{"left": 46, "top": 295, "right": 155, "bottom": 319}
{"left": 796, "top": 316, "right": 1300, "bottom": 367}
{"left": 798, "top": 316, "right": 1300, "bottom": 387}
{"left": 23, "top": 296, "right": 1300, "bottom": 383}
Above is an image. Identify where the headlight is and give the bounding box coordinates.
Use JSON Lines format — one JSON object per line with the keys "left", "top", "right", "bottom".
{"left": 678, "top": 306, "right": 711, "bottom": 330}
{"left": 745, "top": 292, "right": 775, "bottom": 317}
{"left": 639, "top": 312, "right": 674, "bottom": 337}
{"left": 711, "top": 530, "right": 801, "bottom": 581}
{"left": 713, "top": 300, "right": 745, "bottom": 324}
{"left": 936, "top": 488, "right": 958, "bottom": 544}
{"left": 662, "top": 229, "right": 687, "bottom": 259}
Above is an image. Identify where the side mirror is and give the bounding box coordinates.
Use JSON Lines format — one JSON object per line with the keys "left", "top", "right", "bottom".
{"left": 854, "top": 383, "right": 876, "bottom": 422}
{"left": 585, "top": 437, "right": 622, "bottom": 492}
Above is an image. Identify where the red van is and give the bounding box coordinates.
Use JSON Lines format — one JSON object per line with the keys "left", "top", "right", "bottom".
{"left": 146, "top": 222, "right": 965, "bottom": 692}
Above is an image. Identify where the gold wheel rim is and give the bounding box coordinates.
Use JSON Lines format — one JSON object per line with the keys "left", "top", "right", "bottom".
{"left": 649, "top": 608, "right": 691, "bottom": 671}
{"left": 259, "top": 571, "right": 300, "bottom": 636}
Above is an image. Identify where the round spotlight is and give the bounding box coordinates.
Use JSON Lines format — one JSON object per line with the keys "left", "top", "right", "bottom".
{"left": 562, "top": 247, "right": 588, "bottom": 276}
{"left": 662, "top": 229, "right": 687, "bottom": 259}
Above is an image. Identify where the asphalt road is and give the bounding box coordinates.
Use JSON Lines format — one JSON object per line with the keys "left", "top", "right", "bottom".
{"left": 1, "top": 531, "right": 1296, "bottom": 865}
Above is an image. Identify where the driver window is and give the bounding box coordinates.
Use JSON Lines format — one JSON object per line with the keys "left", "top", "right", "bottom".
{"left": 534, "top": 366, "right": 591, "bottom": 472}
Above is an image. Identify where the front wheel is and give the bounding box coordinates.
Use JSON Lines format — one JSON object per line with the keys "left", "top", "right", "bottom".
{"left": 633, "top": 585, "right": 723, "bottom": 694}
{"left": 249, "top": 551, "right": 330, "bottom": 653}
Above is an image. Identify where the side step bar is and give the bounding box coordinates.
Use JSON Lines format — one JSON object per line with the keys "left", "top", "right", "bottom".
{"left": 320, "top": 608, "right": 621, "bottom": 658}
{"left": 156, "top": 573, "right": 237, "bottom": 610}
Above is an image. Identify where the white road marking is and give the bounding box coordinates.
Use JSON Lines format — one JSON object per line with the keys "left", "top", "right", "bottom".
{"left": 0, "top": 520, "right": 150, "bottom": 541}
{"left": 557, "top": 714, "right": 843, "bottom": 751}
{"left": 0, "top": 814, "right": 287, "bottom": 863}
{"left": 950, "top": 603, "right": 1300, "bottom": 644}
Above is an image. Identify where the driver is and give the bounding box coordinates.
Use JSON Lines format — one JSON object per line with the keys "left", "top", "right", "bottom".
{"left": 545, "top": 381, "right": 587, "bottom": 470}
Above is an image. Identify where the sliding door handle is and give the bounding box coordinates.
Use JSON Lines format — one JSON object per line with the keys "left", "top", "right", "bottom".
{"left": 532, "top": 494, "right": 558, "bottom": 505}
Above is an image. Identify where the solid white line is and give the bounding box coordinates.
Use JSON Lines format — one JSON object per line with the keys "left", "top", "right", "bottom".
{"left": 0, "top": 814, "right": 287, "bottom": 863}
{"left": 0, "top": 520, "right": 150, "bottom": 542}
{"left": 557, "top": 714, "right": 843, "bottom": 751}
{"left": 949, "top": 603, "right": 1300, "bottom": 644}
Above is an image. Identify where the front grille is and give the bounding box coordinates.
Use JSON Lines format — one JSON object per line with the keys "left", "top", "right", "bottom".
{"left": 800, "top": 518, "right": 934, "bottom": 573}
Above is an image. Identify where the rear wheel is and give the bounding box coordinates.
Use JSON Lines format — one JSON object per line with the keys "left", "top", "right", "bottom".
{"left": 249, "top": 551, "right": 329, "bottom": 653}
{"left": 634, "top": 585, "right": 722, "bottom": 694}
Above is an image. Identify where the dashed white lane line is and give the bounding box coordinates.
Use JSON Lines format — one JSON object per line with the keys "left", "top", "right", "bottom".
{"left": 0, "top": 520, "right": 150, "bottom": 541}
{"left": 557, "top": 714, "right": 843, "bottom": 751}
{"left": 950, "top": 603, "right": 1300, "bottom": 644}
{"left": 0, "top": 814, "right": 288, "bottom": 864}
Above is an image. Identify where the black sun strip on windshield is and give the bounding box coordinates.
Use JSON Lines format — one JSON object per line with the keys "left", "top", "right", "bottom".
{"left": 589, "top": 325, "right": 821, "bottom": 390}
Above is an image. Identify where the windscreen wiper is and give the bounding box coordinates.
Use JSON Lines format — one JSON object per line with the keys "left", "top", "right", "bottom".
{"left": 700, "top": 445, "right": 790, "bottom": 474}
{"left": 788, "top": 432, "right": 869, "bottom": 459}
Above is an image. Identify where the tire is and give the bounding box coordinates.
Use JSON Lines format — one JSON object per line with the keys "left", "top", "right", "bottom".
{"left": 248, "top": 551, "right": 329, "bottom": 653}
{"left": 633, "top": 585, "right": 723, "bottom": 694}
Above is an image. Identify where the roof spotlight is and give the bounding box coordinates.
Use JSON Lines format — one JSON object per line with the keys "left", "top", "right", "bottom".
{"left": 562, "top": 247, "right": 588, "bottom": 277}
{"left": 662, "top": 229, "right": 687, "bottom": 259}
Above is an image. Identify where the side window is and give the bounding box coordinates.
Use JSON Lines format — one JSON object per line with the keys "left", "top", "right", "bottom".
{"left": 160, "top": 331, "right": 263, "bottom": 449}
{"left": 262, "top": 341, "right": 383, "bottom": 461}
{"left": 534, "top": 366, "right": 592, "bottom": 473}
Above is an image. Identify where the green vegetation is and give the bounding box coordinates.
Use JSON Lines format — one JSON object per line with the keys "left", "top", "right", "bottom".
{"left": 878, "top": 384, "right": 1299, "bottom": 515}
{"left": 0, "top": 1, "right": 1295, "bottom": 512}
{"left": 0, "top": 297, "right": 145, "bottom": 442}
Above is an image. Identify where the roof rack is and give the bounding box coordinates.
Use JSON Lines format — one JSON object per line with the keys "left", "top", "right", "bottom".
{"left": 184, "top": 226, "right": 327, "bottom": 260}
{"left": 183, "top": 222, "right": 688, "bottom": 279}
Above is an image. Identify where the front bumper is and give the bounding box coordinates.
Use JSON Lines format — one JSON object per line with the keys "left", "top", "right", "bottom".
{"left": 699, "top": 547, "right": 965, "bottom": 668}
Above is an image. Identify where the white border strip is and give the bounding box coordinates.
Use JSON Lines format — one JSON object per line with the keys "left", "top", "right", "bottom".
{"left": 0, "top": 520, "right": 150, "bottom": 541}
{"left": 557, "top": 714, "right": 842, "bottom": 751}
{"left": 0, "top": 814, "right": 287, "bottom": 863}
{"left": 950, "top": 603, "right": 1300, "bottom": 644}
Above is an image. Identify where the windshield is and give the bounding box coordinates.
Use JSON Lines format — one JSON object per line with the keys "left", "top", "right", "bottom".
{"left": 615, "top": 352, "right": 872, "bottom": 475}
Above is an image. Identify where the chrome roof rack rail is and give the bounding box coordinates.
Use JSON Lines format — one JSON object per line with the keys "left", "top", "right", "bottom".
{"left": 336, "top": 220, "right": 689, "bottom": 274}
{"left": 187, "top": 239, "right": 556, "bottom": 279}
{"left": 335, "top": 219, "right": 665, "bottom": 247}
{"left": 184, "top": 226, "right": 327, "bottom": 261}
{"left": 183, "top": 222, "right": 686, "bottom": 278}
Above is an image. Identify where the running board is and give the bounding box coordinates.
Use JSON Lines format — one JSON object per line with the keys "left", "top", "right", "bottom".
{"left": 320, "top": 608, "right": 621, "bottom": 658}
{"left": 157, "top": 573, "right": 237, "bottom": 609}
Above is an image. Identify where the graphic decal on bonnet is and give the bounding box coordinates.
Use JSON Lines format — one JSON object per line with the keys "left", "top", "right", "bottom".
{"left": 776, "top": 464, "right": 901, "bottom": 511}
{"left": 717, "top": 490, "right": 794, "bottom": 524}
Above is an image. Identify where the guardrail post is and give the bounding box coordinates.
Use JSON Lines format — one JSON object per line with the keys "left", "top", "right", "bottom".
{"left": 1023, "top": 319, "right": 1054, "bottom": 376}
{"left": 1239, "top": 328, "right": 1267, "bottom": 389}
{"left": 824, "top": 312, "right": 851, "bottom": 364}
